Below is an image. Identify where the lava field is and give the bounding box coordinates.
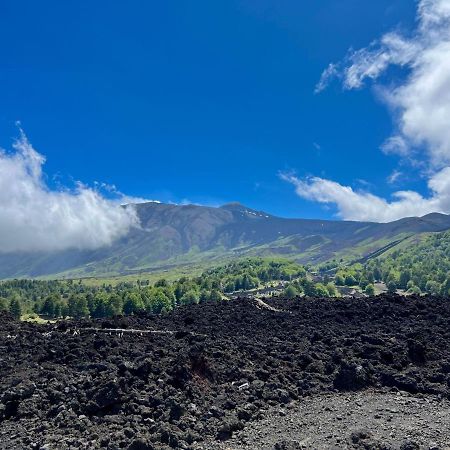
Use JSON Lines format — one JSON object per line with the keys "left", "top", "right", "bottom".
{"left": 1, "top": 294, "right": 450, "bottom": 449}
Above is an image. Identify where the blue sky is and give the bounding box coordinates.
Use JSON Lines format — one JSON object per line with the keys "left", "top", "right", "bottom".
{"left": 0, "top": 0, "right": 441, "bottom": 220}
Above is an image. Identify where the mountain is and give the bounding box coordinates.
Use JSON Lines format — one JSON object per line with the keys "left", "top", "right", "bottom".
{"left": 1, "top": 202, "right": 450, "bottom": 279}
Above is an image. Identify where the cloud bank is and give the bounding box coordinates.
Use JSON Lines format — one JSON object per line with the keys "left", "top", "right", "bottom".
{"left": 282, "top": 168, "right": 450, "bottom": 222}
{"left": 290, "top": 0, "right": 450, "bottom": 222}
{"left": 0, "top": 131, "right": 139, "bottom": 253}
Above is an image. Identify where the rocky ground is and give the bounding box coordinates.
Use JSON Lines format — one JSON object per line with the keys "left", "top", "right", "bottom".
{"left": 207, "top": 390, "right": 450, "bottom": 449}
{"left": 2, "top": 294, "right": 450, "bottom": 449}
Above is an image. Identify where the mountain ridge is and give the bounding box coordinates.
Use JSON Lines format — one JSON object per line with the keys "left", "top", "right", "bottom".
{"left": 1, "top": 201, "right": 450, "bottom": 279}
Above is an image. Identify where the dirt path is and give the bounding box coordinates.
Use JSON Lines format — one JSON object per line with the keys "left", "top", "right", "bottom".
{"left": 207, "top": 390, "right": 450, "bottom": 449}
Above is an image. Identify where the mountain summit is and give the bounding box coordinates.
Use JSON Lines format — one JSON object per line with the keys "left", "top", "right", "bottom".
{"left": 220, "top": 202, "right": 272, "bottom": 218}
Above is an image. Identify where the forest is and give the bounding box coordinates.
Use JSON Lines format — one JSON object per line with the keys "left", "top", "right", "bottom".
{"left": 329, "top": 230, "right": 450, "bottom": 296}
{"left": 0, "top": 258, "right": 325, "bottom": 320}
{"left": 3, "top": 230, "right": 450, "bottom": 321}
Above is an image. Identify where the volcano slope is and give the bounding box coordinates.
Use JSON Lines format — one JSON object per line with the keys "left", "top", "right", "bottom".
{"left": 2, "top": 295, "right": 450, "bottom": 449}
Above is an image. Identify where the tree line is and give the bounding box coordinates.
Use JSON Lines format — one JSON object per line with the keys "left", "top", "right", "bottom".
{"left": 325, "top": 230, "right": 450, "bottom": 296}
{"left": 0, "top": 259, "right": 320, "bottom": 319}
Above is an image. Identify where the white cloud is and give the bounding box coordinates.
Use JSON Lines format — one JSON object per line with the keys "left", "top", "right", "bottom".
{"left": 342, "top": 33, "right": 419, "bottom": 91}
{"left": 314, "top": 63, "right": 339, "bottom": 93}
{"left": 0, "top": 131, "right": 139, "bottom": 253}
{"left": 96, "top": 182, "right": 160, "bottom": 206}
{"left": 387, "top": 169, "right": 403, "bottom": 184}
{"left": 318, "top": 0, "right": 450, "bottom": 167}
{"left": 296, "top": 0, "right": 450, "bottom": 222}
{"left": 281, "top": 168, "right": 450, "bottom": 222}
{"left": 380, "top": 136, "right": 409, "bottom": 156}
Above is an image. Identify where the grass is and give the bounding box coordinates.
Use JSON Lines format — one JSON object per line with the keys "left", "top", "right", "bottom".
{"left": 21, "top": 313, "right": 55, "bottom": 324}
{"left": 69, "top": 261, "right": 224, "bottom": 287}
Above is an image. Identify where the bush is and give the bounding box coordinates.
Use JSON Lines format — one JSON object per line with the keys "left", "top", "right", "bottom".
{"left": 326, "top": 283, "right": 338, "bottom": 297}
{"left": 314, "top": 283, "right": 330, "bottom": 297}
{"left": 283, "top": 285, "right": 298, "bottom": 299}
{"left": 407, "top": 285, "right": 421, "bottom": 295}
{"left": 335, "top": 274, "right": 345, "bottom": 286}
{"left": 365, "top": 284, "right": 375, "bottom": 296}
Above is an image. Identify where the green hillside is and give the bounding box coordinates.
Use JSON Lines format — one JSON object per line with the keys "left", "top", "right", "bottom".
{"left": 336, "top": 230, "right": 450, "bottom": 296}
{"left": 1, "top": 202, "right": 450, "bottom": 280}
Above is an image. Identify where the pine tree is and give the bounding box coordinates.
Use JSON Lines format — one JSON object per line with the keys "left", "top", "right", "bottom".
{"left": 42, "top": 296, "right": 56, "bottom": 317}
{"left": 9, "top": 298, "right": 22, "bottom": 320}
{"left": 74, "top": 297, "right": 89, "bottom": 318}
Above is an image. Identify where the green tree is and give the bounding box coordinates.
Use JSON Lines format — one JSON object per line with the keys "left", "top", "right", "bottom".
{"left": 68, "top": 295, "right": 78, "bottom": 317}
{"left": 373, "top": 267, "right": 382, "bottom": 282}
{"left": 366, "top": 271, "right": 375, "bottom": 283}
{"left": 210, "top": 279, "right": 221, "bottom": 290}
{"left": 106, "top": 294, "right": 123, "bottom": 316}
{"left": 314, "top": 283, "right": 330, "bottom": 297}
{"left": 0, "top": 297, "right": 8, "bottom": 311}
{"left": 54, "top": 303, "right": 62, "bottom": 318}
{"left": 326, "top": 283, "right": 338, "bottom": 297}
{"left": 155, "top": 279, "right": 169, "bottom": 288}
{"left": 174, "top": 283, "right": 186, "bottom": 301}
{"left": 148, "top": 289, "right": 172, "bottom": 314}
{"left": 386, "top": 270, "right": 400, "bottom": 286}
{"left": 86, "top": 293, "right": 95, "bottom": 315}
{"left": 42, "top": 295, "right": 57, "bottom": 317}
{"left": 301, "top": 279, "right": 317, "bottom": 297}
{"left": 61, "top": 304, "right": 69, "bottom": 318}
{"left": 92, "top": 293, "right": 109, "bottom": 318}
{"left": 358, "top": 278, "right": 369, "bottom": 290}
{"left": 180, "top": 290, "right": 200, "bottom": 306}
{"left": 9, "top": 298, "right": 22, "bottom": 319}
{"left": 425, "top": 280, "right": 440, "bottom": 295}
{"left": 123, "top": 292, "right": 144, "bottom": 315}
{"left": 258, "top": 269, "right": 269, "bottom": 282}
{"left": 224, "top": 280, "right": 236, "bottom": 293}
{"left": 408, "top": 285, "right": 421, "bottom": 295}
{"left": 399, "top": 270, "right": 411, "bottom": 289}
{"left": 199, "top": 289, "right": 210, "bottom": 303}
{"left": 283, "top": 284, "right": 298, "bottom": 299}
{"left": 365, "top": 284, "right": 375, "bottom": 296}
{"left": 441, "top": 278, "right": 450, "bottom": 296}
{"left": 387, "top": 280, "right": 397, "bottom": 294}
{"left": 73, "top": 297, "right": 89, "bottom": 318}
